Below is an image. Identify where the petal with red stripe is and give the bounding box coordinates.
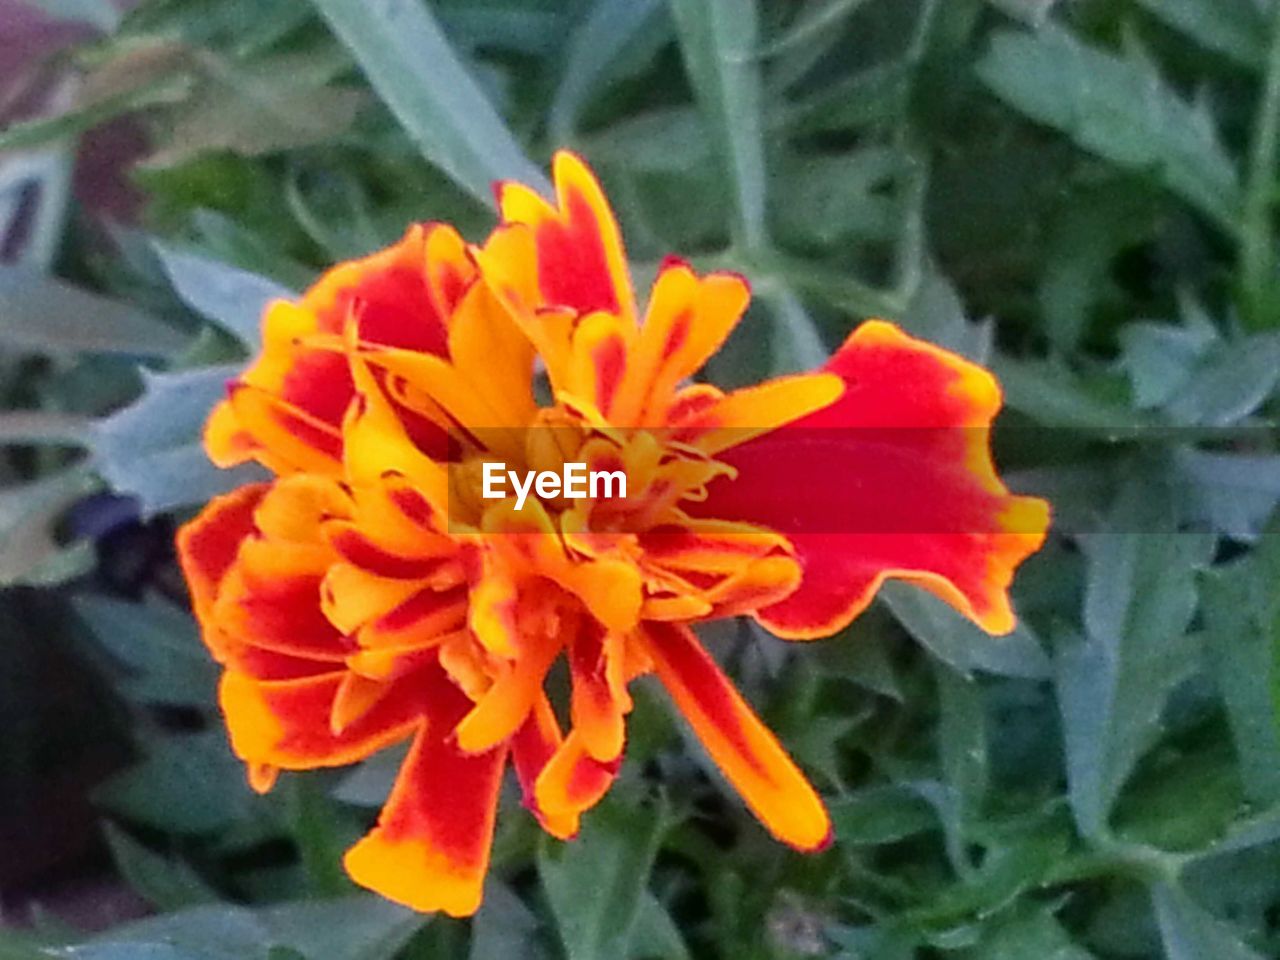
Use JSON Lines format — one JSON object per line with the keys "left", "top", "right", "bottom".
{"left": 343, "top": 667, "right": 507, "bottom": 917}
{"left": 641, "top": 621, "right": 830, "bottom": 851}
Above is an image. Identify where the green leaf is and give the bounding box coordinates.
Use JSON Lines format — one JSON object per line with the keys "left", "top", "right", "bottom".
{"left": 0, "top": 268, "right": 189, "bottom": 358}
{"left": 73, "top": 593, "right": 217, "bottom": 707}
{"left": 771, "top": 148, "right": 900, "bottom": 250}
{"left": 1041, "top": 181, "right": 1162, "bottom": 352}
{"left": 936, "top": 663, "right": 990, "bottom": 826}
{"left": 990, "top": 356, "right": 1158, "bottom": 433}
{"left": 902, "top": 272, "right": 993, "bottom": 363}
{"left": 87, "top": 897, "right": 423, "bottom": 960}
{"left": 629, "top": 894, "right": 691, "bottom": 960}
{"left": 0, "top": 469, "right": 97, "bottom": 586}
{"left": 1054, "top": 484, "right": 1214, "bottom": 840}
{"left": 828, "top": 784, "right": 938, "bottom": 845}
{"left": 1202, "top": 538, "right": 1280, "bottom": 805}
{"left": 539, "top": 795, "right": 668, "bottom": 960}
{"left": 103, "top": 824, "right": 220, "bottom": 911}
{"left": 286, "top": 778, "right": 358, "bottom": 897}
{"left": 307, "top": 0, "right": 548, "bottom": 206}
{"left": 153, "top": 241, "right": 294, "bottom": 348}
{"left": 91, "top": 365, "right": 267, "bottom": 515}
{"left": 95, "top": 730, "right": 262, "bottom": 835}
{"left": 1175, "top": 449, "right": 1280, "bottom": 542}
{"left": 670, "top": 0, "right": 768, "bottom": 249}
{"left": 960, "top": 907, "right": 1096, "bottom": 960}
{"left": 881, "top": 582, "right": 1051, "bottom": 679}
{"left": 1161, "top": 333, "right": 1280, "bottom": 425}
{"left": 1134, "top": 0, "right": 1268, "bottom": 69}
{"left": 550, "top": 0, "right": 668, "bottom": 142}
{"left": 144, "top": 59, "right": 365, "bottom": 169}
{"left": 1152, "top": 883, "right": 1268, "bottom": 960}
{"left": 757, "top": 283, "right": 828, "bottom": 376}
{"left": 1119, "top": 320, "right": 1218, "bottom": 410}
{"left": 467, "top": 881, "right": 540, "bottom": 960}
{"left": 978, "top": 26, "right": 1242, "bottom": 232}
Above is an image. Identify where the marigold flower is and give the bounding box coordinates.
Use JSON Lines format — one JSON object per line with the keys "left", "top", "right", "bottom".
{"left": 177, "top": 151, "right": 1050, "bottom": 916}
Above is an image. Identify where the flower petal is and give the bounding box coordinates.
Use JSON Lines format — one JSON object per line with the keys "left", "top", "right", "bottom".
{"left": 176, "top": 484, "right": 269, "bottom": 629}
{"left": 343, "top": 666, "right": 507, "bottom": 918}
{"left": 512, "top": 694, "right": 580, "bottom": 839}
{"left": 497, "top": 150, "right": 635, "bottom": 322}
{"left": 699, "top": 320, "right": 1050, "bottom": 637}
{"left": 219, "top": 669, "right": 422, "bottom": 770}
{"left": 641, "top": 622, "right": 831, "bottom": 851}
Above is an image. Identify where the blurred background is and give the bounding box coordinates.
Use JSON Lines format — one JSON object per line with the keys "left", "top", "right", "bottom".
{"left": 2, "top": 0, "right": 1280, "bottom": 957}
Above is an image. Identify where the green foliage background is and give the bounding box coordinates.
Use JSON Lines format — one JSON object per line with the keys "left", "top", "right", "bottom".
{"left": 3, "top": 0, "right": 1280, "bottom": 957}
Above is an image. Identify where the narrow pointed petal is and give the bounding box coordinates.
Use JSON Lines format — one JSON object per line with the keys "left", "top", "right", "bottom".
{"left": 641, "top": 622, "right": 831, "bottom": 851}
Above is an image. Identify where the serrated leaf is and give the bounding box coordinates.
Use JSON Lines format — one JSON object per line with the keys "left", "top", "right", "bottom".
{"left": 978, "top": 26, "right": 1242, "bottom": 230}
{"left": 0, "top": 267, "right": 189, "bottom": 358}
{"left": 1153, "top": 883, "right": 1268, "bottom": 960}
{"left": 539, "top": 796, "right": 667, "bottom": 960}
{"left": 1055, "top": 483, "right": 1214, "bottom": 840}
{"left": 670, "top": 0, "right": 767, "bottom": 249}
{"left": 153, "top": 242, "right": 294, "bottom": 348}
{"left": 91, "top": 364, "right": 266, "bottom": 515}
{"left": 881, "top": 582, "right": 1051, "bottom": 679}
{"left": 307, "top": 0, "right": 548, "bottom": 206}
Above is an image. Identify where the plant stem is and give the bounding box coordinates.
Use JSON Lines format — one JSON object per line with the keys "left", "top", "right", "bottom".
{"left": 1240, "top": 6, "right": 1280, "bottom": 330}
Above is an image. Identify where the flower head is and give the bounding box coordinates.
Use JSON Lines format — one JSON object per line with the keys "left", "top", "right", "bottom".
{"left": 178, "top": 151, "right": 1049, "bottom": 916}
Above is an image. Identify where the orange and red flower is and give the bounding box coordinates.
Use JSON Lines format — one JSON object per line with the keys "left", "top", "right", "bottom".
{"left": 177, "top": 151, "right": 1049, "bottom": 916}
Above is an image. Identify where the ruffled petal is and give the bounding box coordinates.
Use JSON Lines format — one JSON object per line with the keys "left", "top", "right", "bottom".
{"left": 343, "top": 666, "right": 507, "bottom": 917}
{"left": 497, "top": 151, "right": 635, "bottom": 322}
{"left": 219, "top": 668, "right": 423, "bottom": 770}
{"left": 641, "top": 622, "right": 830, "bottom": 851}
{"left": 697, "top": 320, "right": 1050, "bottom": 637}
{"left": 176, "top": 484, "right": 269, "bottom": 629}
